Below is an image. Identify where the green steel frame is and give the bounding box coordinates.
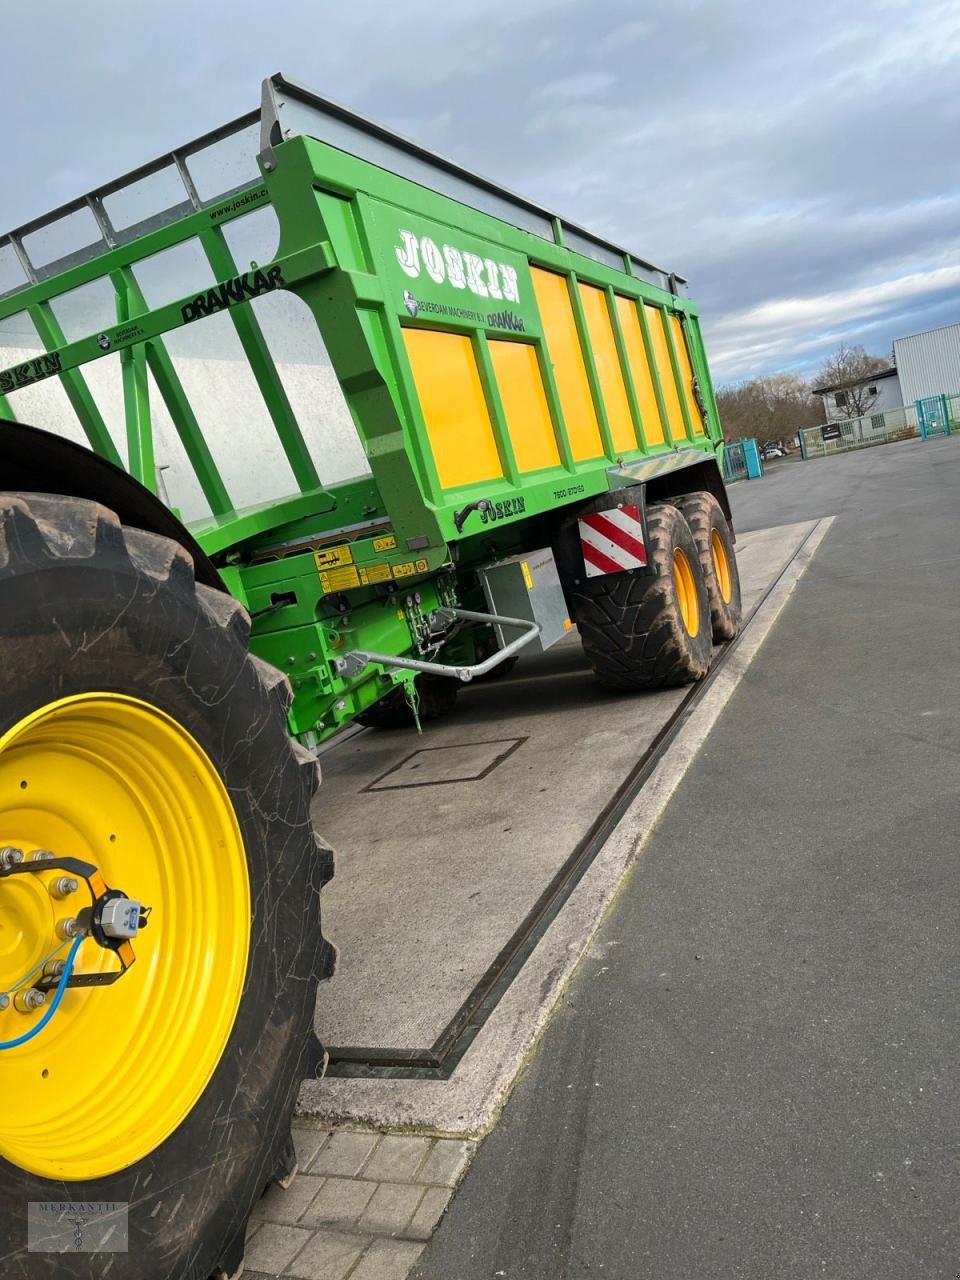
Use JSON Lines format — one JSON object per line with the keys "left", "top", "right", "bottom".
{"left": 0, "top": 74, "right": 727, "bottom": 743}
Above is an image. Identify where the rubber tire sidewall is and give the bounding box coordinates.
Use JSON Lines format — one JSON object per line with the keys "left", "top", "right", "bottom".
{"left": 673, "top": 492, "right": 742, "bottom": 642}
{"left": 570, "top": 502, "right": 713, "bottom": 691}
{"left": 0, "top": 497, "right": 328, "bottom": 1280}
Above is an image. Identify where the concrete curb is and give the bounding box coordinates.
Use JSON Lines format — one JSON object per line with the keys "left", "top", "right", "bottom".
{"left": 297, "top": 517, "right": 835, "bottom": 1135}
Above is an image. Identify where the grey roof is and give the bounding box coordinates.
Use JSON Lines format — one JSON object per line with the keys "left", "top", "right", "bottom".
{"left": 813, "top": 367, "right": 898, "bottom": 395}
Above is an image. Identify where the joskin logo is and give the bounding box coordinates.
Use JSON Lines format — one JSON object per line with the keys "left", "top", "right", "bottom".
{"left": 0, "top": 352, "right": 62, "bottom": 394}
{"left": 394, "top": 230, "right": 520, "bottom": 304}
{"left": 181, "top": 264, "right": 285, "bottom": 324}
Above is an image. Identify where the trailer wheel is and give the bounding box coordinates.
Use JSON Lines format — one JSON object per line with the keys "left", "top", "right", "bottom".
{"left": 571, "top": 501, "right": 712, "bottom": 690}
{"left": 673, "top": 492, "right": 742, "bottom": 641}
{"left": 356, "top": 674, "right": 459, "bottom": 729}
{"left": 0, "top": 493, "right": 335, "bottom": 1280}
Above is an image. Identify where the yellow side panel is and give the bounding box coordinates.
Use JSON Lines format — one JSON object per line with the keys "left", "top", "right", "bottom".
{"left": 645, "top": 304, "right": 687, "bottom": 442}
{"left": 614, "top": 295, "right": 666, "bottom": 447}
{"left": 403, "top": 328, "right": 503, "bottom": 489}
{"left": 488, "top": 340, "right": 560, "bottom": 472}
{"left": 577, "top": 283, "right": 637, "bottom": 453}
{"left": 531, "top": 267, "right": 604, "bottom": 461}
{"left": 669, "top": 313, "right": 704, "bottom": 436}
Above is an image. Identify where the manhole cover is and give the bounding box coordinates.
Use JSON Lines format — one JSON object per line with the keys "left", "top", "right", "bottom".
{"left": 364, "top": 737, "right": 526, "bottom": 791}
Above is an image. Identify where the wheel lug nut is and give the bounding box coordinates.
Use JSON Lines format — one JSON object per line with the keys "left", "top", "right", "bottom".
{"left": 56, "top": 917, "right": 83, "bottom": 940}
{"left": 0, "top": 846, "right": 24, "bottom": 869}
{"left": 14, "top": 988, "right": 46, "bottom": 1013}
{"left": 50, "top": 876, "right": 79, "bottom": 899}
{"left": 0, "top": 993, "right": 9, "bottom": 1012}
{"left": 31, "top": 849, "right": 55, "bottom": 862}
{"left": 42, "top": 960, "right": 66, "bottom": 979}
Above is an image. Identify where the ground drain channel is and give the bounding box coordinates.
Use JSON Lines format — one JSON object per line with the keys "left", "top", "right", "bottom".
{"left": 324, "top": 523, "right": 822, "bottom": 1080}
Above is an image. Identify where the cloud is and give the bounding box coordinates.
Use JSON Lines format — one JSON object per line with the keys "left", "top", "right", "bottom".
{"left": 529, "top": 72, "right": 618, "bottom": 104}
{"left": 1, "top": 0, "right": 957, "bottom": 389}
{"left": 709, "top": 262, "right": 960, "bottom": 380}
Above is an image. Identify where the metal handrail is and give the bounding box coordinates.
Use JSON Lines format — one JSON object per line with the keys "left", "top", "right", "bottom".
{"left": 338, "top": 607, "right": 541, "bottom": 683}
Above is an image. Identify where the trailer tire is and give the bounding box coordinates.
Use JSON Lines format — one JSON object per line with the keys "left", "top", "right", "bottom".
{"left": 672, "top": 492, "right": 742, "bottom": 641}
{"left": 0, "top": 492, "right": 335, "bottom": 1280}
{"left": 357, "top": 674, "right": 459, "bottom": 729}
{"left": 570, "top": 501, "right": 712, "bottom": 690}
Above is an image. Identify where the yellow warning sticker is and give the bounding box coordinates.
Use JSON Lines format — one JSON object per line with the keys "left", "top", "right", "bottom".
{"left": 372, "top": 535, "right": 398, "bottom": 553}
{"left": 563, "top": 617, "right": 573, "bottom": 631}
{"left": 521, "top": 561, "right": 533, "bottom": 590}
{"left": 314, "top": 544, "right": 353, "bottom": 571}
{"left": 319, "top": 565, "right": 360, "bottom": 592}
{"left": 358, "top": 563, "right": 393, "bottom": 586}
{"left": 392, "top": 559, "right": 429, "bottom": 579}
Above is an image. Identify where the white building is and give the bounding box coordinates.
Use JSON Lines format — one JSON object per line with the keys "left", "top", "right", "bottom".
{"left": 894, "top": 322, "right": 960, "bottom": 405}
{"left": 814, "top": 366, "right": 901, "bottom": 422}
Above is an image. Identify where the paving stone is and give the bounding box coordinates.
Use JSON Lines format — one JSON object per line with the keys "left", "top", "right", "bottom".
{"left": 417, "top": 1139, "right": 475, "bottom": 1187}
{"left": 243, "top": 1222, "right": 312, "bottom": 1274}
{"left": 292, "top": 1127, "right": 330, "bottom": 1173}
{"left": 300, "top": 1176, "right": 376, "bottom": 1230}
{"left": 404, "top": 1185, "right": 453, "bottom": 1240}
{"left": 357, "top": 1182, "right": 424, "bottom": 1237}
{"left": 308, "top": 1131, "right": 379, "bottom": 1177}
{"left": 351, "top": 1238, "right": 425, "bottom": 1280}
{"left": 253, "top": 1175, "right": 326, "bottom": 1224}
{"left": 362, "top": 1135, "right": 431, "bottom": 1183}
{"left": 283, "top": 1228, "right": 367, "bottom": 1280}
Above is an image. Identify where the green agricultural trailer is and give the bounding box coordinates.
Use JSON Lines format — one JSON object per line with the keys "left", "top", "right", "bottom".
{"left": 0, "top": 75, "right": 740, "bottom": 1278}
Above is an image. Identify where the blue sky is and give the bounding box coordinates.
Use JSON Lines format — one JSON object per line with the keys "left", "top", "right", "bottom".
{"left": 4, "top": 0, "right": 959, "bottom": 385}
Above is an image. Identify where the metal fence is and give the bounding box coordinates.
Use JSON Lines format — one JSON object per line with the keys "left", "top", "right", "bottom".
{"left": 917, "top": 393, "right": 960, "bottom": 438}
{"left": 799, "top": 392, "right": 960, "bottom": 460}
{"left": 722, "top": 439, "right": 748, "bottom": 481}
{"left": 722, "top": 437, "right": 765, "bottom": 482}
{"left": 799, "top": 403, "right": 921, "bottom": 459}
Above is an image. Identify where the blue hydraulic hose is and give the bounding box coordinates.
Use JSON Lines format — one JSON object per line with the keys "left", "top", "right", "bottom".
{"left": 0, "top": 933, "right": 85, "bottom": 1051}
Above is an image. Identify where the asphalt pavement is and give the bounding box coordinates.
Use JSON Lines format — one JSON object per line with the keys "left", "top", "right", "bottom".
{"left": 414, "top": 435, "right": 960, "bottom": 1280}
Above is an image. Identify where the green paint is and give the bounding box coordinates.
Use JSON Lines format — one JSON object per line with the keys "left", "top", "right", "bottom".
{"left": 605, "top": 284, "right": 649, "bottom": 452}
{"left": 29, "top": 301, "right": 122, "bottom": 466}
{"left": 199, "top": 224, "right": 320, "bottom": 492}
{"left": 661, "top": 307, "right": 697, "bottom": 443}
{"left": 636, "top": 301, "right": 675, "bottom": 450}
{"left": 566, "top": 274, "right": 617, "bottom": 463}
{"left": 0, "top": 80, "right": 729, "bottom": 744}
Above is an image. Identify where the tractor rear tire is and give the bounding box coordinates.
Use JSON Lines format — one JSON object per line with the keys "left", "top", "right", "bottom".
{"left": 570, "top": 501, "right": 712, "bottom": 690}
{"left": 672, "top": 492, "right": 742, "bottom": 641}
{"left": 0, "top": 493, "right": 335, "bottom": 1280}
{"left": 357, "top": 674, "right": 459, "bottom": 729}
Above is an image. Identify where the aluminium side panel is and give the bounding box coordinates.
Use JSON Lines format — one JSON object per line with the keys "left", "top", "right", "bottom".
{"left": 894, "top": 323, "right": 960, "bottom": 405}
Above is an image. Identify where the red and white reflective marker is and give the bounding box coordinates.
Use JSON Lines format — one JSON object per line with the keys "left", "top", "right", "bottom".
{"left": 578, "top": 504, "right": 647, "bottom": 577}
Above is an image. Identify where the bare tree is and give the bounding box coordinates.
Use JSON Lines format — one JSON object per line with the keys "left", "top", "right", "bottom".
{"left": 815, "top": 343, "right": 890, "bottom": 419}
{"left": 716, "top": 373, "right": 823, "bottom": 444}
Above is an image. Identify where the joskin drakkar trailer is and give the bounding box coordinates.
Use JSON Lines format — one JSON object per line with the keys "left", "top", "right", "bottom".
{"left": 0, "top": 75, "right": 740, "bottom": 1279}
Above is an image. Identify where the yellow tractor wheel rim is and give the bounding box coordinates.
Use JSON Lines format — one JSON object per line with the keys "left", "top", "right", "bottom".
{"left": 0, "top": 693, "right": 250, "bottom": 1181}
{"left": 672, "top": 547, "right": 700, "bottom": 637}
{"left": 711, "top": 528, "right": 733, "bottom": 603}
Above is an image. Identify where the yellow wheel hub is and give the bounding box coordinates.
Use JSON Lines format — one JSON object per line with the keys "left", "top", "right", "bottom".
{"left": 0, "top": 693, "right": 250, "bottom": 1181}
{"left": 672, "top": 547, "right": 700, "bottom": 637}
{"left": 711, "top": 528, "right": 733, "bottom": 603}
